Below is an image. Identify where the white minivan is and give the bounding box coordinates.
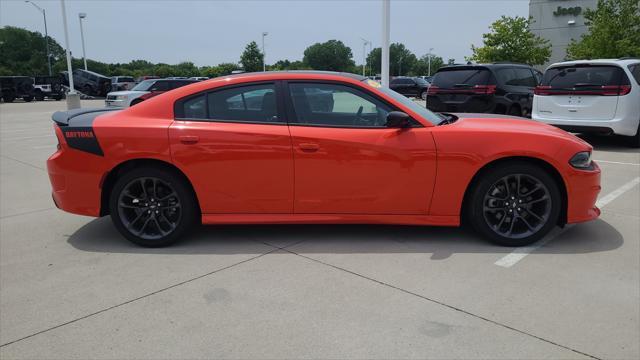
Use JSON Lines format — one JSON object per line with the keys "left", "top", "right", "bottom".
{"left": 532, "top": 59, "right": 640, "bottom": 147}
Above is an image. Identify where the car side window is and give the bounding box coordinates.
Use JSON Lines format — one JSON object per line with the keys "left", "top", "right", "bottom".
{"left": 628, "top": 64, "right": 640, "bottom": 85}
{"left": 207, "top": 83, "right": 280, "bottom": 123}
{"left": 288, "top": 83, "right": 391, "bottom": 127}
{"left": 183, "top": 95, "right": 206, "bottom": 119}
{"left": 149, "top": 81, "right": 169, "bottom": 91}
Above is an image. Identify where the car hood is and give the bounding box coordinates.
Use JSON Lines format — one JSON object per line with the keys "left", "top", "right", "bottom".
{"left": 451, "top": 113, "right": 592, "bottom": 147}
{"left": 107, "top": 90, "right": 148, "bottom": 97}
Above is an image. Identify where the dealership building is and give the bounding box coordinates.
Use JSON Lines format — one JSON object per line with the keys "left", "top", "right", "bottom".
{"left": 529, "top": 0, "right": 598, "bottom": 69}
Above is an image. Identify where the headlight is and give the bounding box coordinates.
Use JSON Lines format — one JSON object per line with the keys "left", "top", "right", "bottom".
{"left": 115, "top": 95, "right": 126, "bottom": 100}
{"left": 569, "top": 151, "right": 592, "bottom": 169}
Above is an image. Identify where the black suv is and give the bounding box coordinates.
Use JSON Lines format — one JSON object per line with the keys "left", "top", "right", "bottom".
{"left": 426, "top": 63, "right": 542, "bottom": 117}
{"left": 62, "top": 69, "right": 112, "bottom": 97}
{"left": 0, "top": 76, "right": 34, "bottom": 102}
{"left": 390, "top": 77, "right": 430, "bottom": 100}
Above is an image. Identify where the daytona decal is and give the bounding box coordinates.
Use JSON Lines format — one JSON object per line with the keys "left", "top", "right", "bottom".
{"left": 61, "top": 127, "right": 104, "bottom": 156}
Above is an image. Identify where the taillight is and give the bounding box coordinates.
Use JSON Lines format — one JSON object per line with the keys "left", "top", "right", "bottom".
{"left": 534, "top": 85, "right": 552, "bottom": 96}
{"left": 602, "top": 85, "right": 631, "bottom": 96}
{"left": 427, "top": 86, "right": 439, "bottom": 95}
{"left": 473, "top": 85, "right": 496, "bottom": 95}
{"left": 535, "top": 84, "right": 631, "bottom": 96}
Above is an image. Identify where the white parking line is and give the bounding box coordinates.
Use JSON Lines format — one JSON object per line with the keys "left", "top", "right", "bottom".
{"left": 595, "top": 159, "right": 640, "bottom": 166}
{"left": 494, "top": 176, "right": 640, "bottom": 268}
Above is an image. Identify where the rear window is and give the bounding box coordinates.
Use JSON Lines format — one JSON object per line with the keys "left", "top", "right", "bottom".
{"left": 432, "top": 68, "right": 492, "bottom": 88}
{"left": 496, "top": 68, "right": 538, "bottom": 87}
{"left": 542, "top": 65, "right": 628, "bottom": 88}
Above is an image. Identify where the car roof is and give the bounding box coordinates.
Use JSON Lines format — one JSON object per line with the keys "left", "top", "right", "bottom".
{"left": 222, "top": 70, "right": 367, "bottom": 82}
{"left": 548, "top": 58, "right": 640, "bottom": 68}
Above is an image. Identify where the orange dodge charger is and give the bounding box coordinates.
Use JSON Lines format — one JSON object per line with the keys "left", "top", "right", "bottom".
{"left": 47, "top": 71, "right": 601, "bottom": 247}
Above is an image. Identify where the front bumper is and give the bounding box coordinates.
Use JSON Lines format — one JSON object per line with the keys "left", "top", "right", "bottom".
{"left": 565, "top": 161, "right": 602, "bottom": 224}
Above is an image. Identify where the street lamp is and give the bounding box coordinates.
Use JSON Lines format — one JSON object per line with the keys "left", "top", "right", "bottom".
{"left": 61, "top": 0, "right": 80, "bottom": 109}
{"left": 25, "top": 1, "right": 51, "bottom": 75}
{"left": 261, "top": 32, "right": 268, "bottom": 72}
{"left": 381, "top": 0, "right": 390, "bottom": 87}
{"left": 427, "top": 47, "right": 434, "bottom": 76}
{"left": 360, "top": 37, "right": 370, "bottom": 77}
{"left": 78, "top": 12, "right": 87, "bottom": 70}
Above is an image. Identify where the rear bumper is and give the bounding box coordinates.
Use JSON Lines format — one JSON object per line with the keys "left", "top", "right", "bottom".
{"left": 565, "top": 162, "right": 602, "bottom": 224}
{"left": 47, "top": 146, "right": 107, "bottom": 217}
{"left": 532, "top": 113, "right": 639, "bottom": 136}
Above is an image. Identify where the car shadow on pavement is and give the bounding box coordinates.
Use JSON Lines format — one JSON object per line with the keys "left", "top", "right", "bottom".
{"left": 577, "top": 133, "right": 639, "bottom": 152}
{"left": 67, "top": 216, "right": 623, "bottom": 260}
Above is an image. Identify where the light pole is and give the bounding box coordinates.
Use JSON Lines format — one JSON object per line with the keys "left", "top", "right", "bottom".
{"left": 78, "top": 13, "right": 88, "bottom": 70}
{"left": 360, "top": 37, "right": 370, "bottom": 77}
{"left": 25, "top": 1, "right": 51, "bottom": 75}
{"left": 427, "top": 47, "right": 434, "bottom": 76}
{"left": 381, "top": 0, "right": 390, "bottom": 87}
{"left": 261, "top": 32, "right": 268, "bottom": 72}
{"left": 61, "top": 0, "right": 80, "bottom": 109}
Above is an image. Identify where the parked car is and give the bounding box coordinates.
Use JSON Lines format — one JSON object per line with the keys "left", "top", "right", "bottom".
{"left": 62, "top": 69, "right": 111, "bottom": 97}
{"left": 532, "top": 58, "right": 640, "bottom": 147}
{"left": 390, "top": 77, "right": 430, "bottom": 100}
{"left": 0, "top": 76, "right": 34, "bottom": 102}
{"left": 136, "top": 75, "right": 160, "bottom": 82}
{"left": 33, "top": 75, "right": 65, "bottom": 101}
{"left": 49, "top": 71, "right": 600, "bottom": 248}
{"left": 427, "top": 63, "right": 542, "bottom": 117}
{"left": 111, "top": 76, "right": 136, "bottom": 91}
{"left": 105, "top": 78, "right": 198, "bottom": 107}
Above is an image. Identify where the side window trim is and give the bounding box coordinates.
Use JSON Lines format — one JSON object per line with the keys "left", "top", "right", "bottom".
{"left": 282, "top": 80, "right": 418, "bottom": 129}
{"left": 173, "top": 81, "right": 287, "bottom": 125}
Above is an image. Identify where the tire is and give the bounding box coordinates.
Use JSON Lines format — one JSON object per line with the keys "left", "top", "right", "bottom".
{"left": 130, "top": 98, "right": 143, "bottom": 106}
{"left": 83, "top": 85, "right": 93, "bottom": 96}
{"left": 53, "top": 95, "right": 62, "bottom": 101}
{"left": 419, "top": 90, "right": 427, "bottom": 100}
{"left": 3, "top": 94, "right": 15, "bottom": 103}
{"left": 508, "top": 105, "right": 522, "bottom": 117}
{"left": 467, "top": 162, "right": 561, "bottom": 246}
{"left": 109, "top": 166, "right": 199, "bottom": 247}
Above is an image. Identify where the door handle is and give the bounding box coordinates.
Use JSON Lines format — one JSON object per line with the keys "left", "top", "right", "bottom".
{"left": 299, "top": 143, "right": 320, "bottom": 151}
{"left": 179, "top": 135, "right": 199, "bottom": 144}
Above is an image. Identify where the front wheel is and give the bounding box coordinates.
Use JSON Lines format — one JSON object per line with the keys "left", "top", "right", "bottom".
{"left": 109, "top": 167, "right": 199, "bottom": 247}
{"left": 419, "top": 91, "right": 427, "bottom": 100}
{"left": 467, "top": 163, "right": 561, "bottom": 246}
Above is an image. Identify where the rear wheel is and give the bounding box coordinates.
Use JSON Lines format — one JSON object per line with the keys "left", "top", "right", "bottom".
{"left": 419, "top": 90, "right": 427, "bottom": 100}
{"left": 508, "top": 105, "right": 522, "bottom": 117}
{"left": 467, "top": 163, "right": 561, "bottom": 246}
{"left": 109, "top": 167, "right": 198, "bottom": 247}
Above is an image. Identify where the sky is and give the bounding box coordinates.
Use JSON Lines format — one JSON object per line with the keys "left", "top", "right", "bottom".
{"left": 0, "top": 0, "right": 530, "bottom": 67}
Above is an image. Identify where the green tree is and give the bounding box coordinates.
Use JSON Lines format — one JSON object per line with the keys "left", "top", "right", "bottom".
{"left": 366, "top": 43, "right": 418, "bottom": 76}
{"left": 303, "top": 40, "right": 355, "bottom": 71}
{"left": 240, "top": 41, "right": 264, "bottom": 72}
{"left": 467, "top": 16, "right": 551, "bottom": 65}
{"left": 412, "top": 54, "right": 445, "bottom": 76}
{"left": 567, "top": 0, "right": 640, "bottom": 59}
{"left": 0, "top": 26, "right": 65, "bottom": 76}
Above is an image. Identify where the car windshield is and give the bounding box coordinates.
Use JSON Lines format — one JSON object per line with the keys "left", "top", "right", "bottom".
{"left": 364, "top": 80, "right": 440, "bottom": 125}
{"left": 131, "top": 79, "right": 155, "bottom": 91}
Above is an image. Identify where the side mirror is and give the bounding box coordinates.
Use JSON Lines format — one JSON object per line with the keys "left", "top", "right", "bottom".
{"left": 386, "top": 111, "right": 412, "bottom": 128}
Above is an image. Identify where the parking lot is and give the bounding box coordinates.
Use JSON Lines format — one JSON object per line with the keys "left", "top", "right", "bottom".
{"left": 0, "top": 100, "right": 638, "bottom": 359}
